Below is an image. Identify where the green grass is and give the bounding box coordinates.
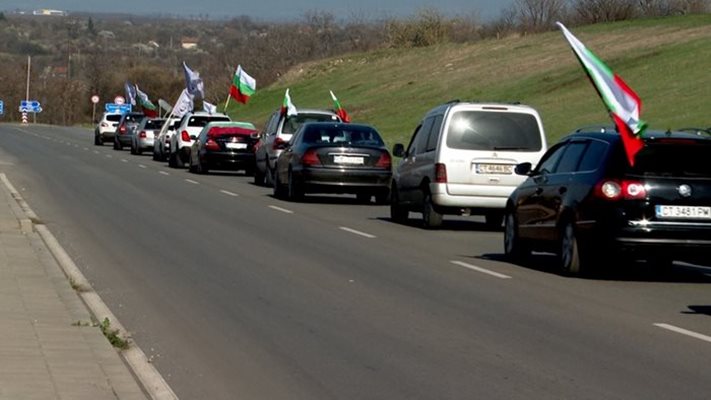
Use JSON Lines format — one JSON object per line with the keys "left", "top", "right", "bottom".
{"left": 227, "top": 15, "right": 711, "bottom": 147}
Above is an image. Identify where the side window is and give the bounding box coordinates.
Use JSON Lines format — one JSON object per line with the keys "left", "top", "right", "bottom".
{"left": 536, "top": 143, "right": 567, "bottom": 174}
{"left": 415, "top": 117, "right": 435, "bottom": 155}
{"left": 578, "top": 140, "right": 609, "bottom": 172}
{"left": 406, "top": 125, "right": 423, "bottom": 157}
{"left": 556, "top": 142, "right": 588, "bottom": 173}
{"left": 425, "top": 115, "right": 443, "bottom": 152}
{"left": 265, "top": 113, "right": 279, "bottom": 135}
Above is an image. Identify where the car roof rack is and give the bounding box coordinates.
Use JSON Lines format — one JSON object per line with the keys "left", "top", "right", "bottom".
{"left": 678, "top": 127, "right": 711, "bottom": 136}
{"left": 574, "top": 125, "right": 616, "bottom": 134}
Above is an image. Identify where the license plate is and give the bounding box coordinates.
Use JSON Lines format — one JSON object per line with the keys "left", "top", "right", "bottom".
{"left": 655, "top": 205, "right": 711, "bottom": 220}
{"left": 476, "top": 163, "right": 513, "bottom": 175}
{"left": 334, "top": 155, "right": 364, "bottom": 165}
{"left": 226, "top": 142, "right": 247, "bottom": 150}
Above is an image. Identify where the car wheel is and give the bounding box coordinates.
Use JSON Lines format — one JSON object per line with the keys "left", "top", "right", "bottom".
{"left": 188, "top": 155, "right": 198, "bottom": 173}
{"left": 422, "top": 192, "right": 443, "bottom": 229}
{"left": 375, "top": 189, "right": 390, "bottom": 205}
{"left": 197, "top": 158, "right": 208, "bottom": 174}
{"left": 136, "top": 146, "right": 143, "bottom": 155}
{"left": 130, "top": 143, "right": 137, "bottom": 155}
{"left": 356, "top": 192, "right": 371, "bottom": 204}
{"left": 560, "top": 220, "right": 584, "bottom": 276}
{"left": 94, "top": 135, "right": 102, "bottom": 146}
{"left": 273, "top": 170, "right": 286, "bottom": 199}
{"left": 287, "top": 170, "right": 303, "bottom": 201}
{"left": 168, "top": 151, "right": 178, "bottom": 168}
{"left": 504, "top": 210, "right": 528, "bottom": 262}
{"left": 113, "top": 139, "right": 121, "bottom": 150}
{"left": 485, "top": 211, "right": 504, "bottom": 229}
{"left": 265, "top": 161, "right": 274, "bottom": 186}
{"left": 253, "top": 167, "right": 265, "bottom": 186}
{"left": 390, "top": 185, "right": 408, "bottom": 223}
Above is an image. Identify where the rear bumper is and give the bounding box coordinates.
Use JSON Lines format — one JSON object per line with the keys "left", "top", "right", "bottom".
{"left": 137, "top": 138, "right": 154, "bottom": 149}
{"left": 430, "top": 182, "right": 514, "bottom": 209}
{"left": 297, "top": 168, "right": 391, "bottom": 194}
{"left": 116, "top": 135, "right": 132, "bottom": 145}
{"left": 202, "top": 152, "right": 255, "bottom": 170}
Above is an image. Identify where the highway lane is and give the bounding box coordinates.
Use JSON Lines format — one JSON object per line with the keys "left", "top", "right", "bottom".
{"left": 1, "top": 123, "right": 711, "bottom": 399}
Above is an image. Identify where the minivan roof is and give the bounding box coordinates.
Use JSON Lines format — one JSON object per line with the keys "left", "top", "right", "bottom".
{"left": 425, "top": 101, "right": 539, "bottom": 117}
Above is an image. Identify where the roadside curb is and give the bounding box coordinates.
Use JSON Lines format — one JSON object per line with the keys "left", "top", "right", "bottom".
{"left": 0, "top": 173, "right": 179, "bottom": 400}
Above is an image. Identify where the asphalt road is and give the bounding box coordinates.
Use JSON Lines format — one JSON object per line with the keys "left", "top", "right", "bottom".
{"left": 2, "top": 123, "right": 711, "bottom": 400}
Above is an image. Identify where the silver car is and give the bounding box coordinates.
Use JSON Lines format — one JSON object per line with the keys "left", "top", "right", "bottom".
{"left": 254, "top": 108, "right": 340, "bottom": 185}
{"left": 130, "top": 118, "right": 165, "bottom": 155}
{"left": 153, "top": 117, "right": 180, "bottom": 161}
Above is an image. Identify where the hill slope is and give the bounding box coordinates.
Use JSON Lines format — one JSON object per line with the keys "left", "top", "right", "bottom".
{"left": 228, "top": 15, "right": 711, "bottom": 146}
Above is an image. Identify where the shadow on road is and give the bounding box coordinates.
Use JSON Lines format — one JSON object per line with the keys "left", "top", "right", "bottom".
{"left": 683, "top": 306, "right": 711, "bottom": 316}
{"left": 374, "top": 217, "right": 502, "bottom": 232}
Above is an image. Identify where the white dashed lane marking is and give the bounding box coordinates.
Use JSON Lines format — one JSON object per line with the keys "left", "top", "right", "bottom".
{"left": 138, "top": 164, "right": 147, "bottom": 169}
{"left": 339, "top": 227, "right": 376, "bottom": 239}
{"left": 121, "top": 159, "right": 128, "bottom": 163}
{"left": 654, "top": 323, "right": 711, "bottom": 344}
{"left": 450, "top": 260, "right": 512, "bottom": 279}
{"left": 269, "top": 205, "right": 294, "bottom": 214}
{"left": 159, "top": 171, "right": 170, "bottom": 176}
{"left": 185, "top": 179, "right": 199, "bottom": 185}
{"left": 220, "top": 190, "right": 239, "bottom": 197}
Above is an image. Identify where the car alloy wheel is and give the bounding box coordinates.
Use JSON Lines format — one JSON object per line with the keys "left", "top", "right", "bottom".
{"left": 287, "top": 170, "right": 303, "bottom": 201}
{"left": 560, "top": 221, "right": 582, "bottom": 275}
{"left": 390, "top": 185, "right": 408, "bottom": 223}
{"left": 422, "top": 192, "right": 443, "bottom": 229}
{"left": 504, "top": 211, "right": 527, "bottom": 261}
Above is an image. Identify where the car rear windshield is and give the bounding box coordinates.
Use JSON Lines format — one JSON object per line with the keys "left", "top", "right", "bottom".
{"left": 144, "top": 120, "right": 165, "bottom": 130}
{"left": 209, "top": 126, "right": 256, "bottom": 136}
{"left": 282, "top": 114, "right": 338, "bottom": 134}
{"left": 188, "top": 116, "right": 230, "bottom": 127}
{"left": 632, "top": 141, "right": 711, "bottom": 177}
{"left": 301, "top": 126, "right": 384, "bottom": 146}
{"left": 106, "top": 114, "right": 121, "bottom": 122}
{"left": 445, "top": 111, "right": 543, "bottom": 151}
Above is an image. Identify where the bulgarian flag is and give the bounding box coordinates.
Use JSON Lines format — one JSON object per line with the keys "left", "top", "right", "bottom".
{"left": 281, "top": 88, "right": 297, "bottom": 117}
{"left": 329, "top": 90, "right": 351, "bottom": 123}
{"left": 557, "top": 22, "right": 646, "bottom": 166}
{"left": 229, "top": 65, "right": 256, "bottom": 104}
{"left": 135, "top": 84, "right": 158, "bottom": 118}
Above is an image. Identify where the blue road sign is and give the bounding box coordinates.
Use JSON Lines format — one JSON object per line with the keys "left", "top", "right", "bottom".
{"left": 105, "top": 103, "right": 132, "bottom": 114}
{"left": 19, "top": 100, "right": 42, "bottom": 113}
{"left": 0, "top": 100, "right": 4, "bottom": 115}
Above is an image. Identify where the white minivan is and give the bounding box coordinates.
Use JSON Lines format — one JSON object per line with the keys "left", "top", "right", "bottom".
{"left": 391, "top": 101, "right": 548, "bottom": 228}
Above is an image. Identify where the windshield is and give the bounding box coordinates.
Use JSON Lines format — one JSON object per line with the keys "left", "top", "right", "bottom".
{"left": 106, "top": 114, "right": 121, "bottom": 122}
{"left": 145, "top": 119, "right": 166, "bottom": 130}
{"left": 301, "top": 125, "right": 384, "bottom": 146}
{"left": 631, "top": 141, "right": 711, "bottom": 177}
{"left": 282, "top": 113, "right": 339, "bottom": 134}
{"left": 445, "top": 111, "right": 543, "bottom": 151}
{"left": 188, "top": 116, "right": 230, "bottom": 127}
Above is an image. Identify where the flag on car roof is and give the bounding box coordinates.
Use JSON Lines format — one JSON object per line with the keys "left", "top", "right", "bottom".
{"left": 182, "top": 62, "right": 205, "bottom": 100}
{"left": 229, "top": 65, "right": 256, "bottom": 104}
{"left": 203, "top": 101, "right": 217, "bottom": 114}
{"left": 135, "top": 85, "right": 158, "bottom": 117}
{"left": 557, "top": 22, "right": 645, "bottom": 166}
{"left": 172, "top": 88, "right": 194, "bottom": 118}
{"left": 124, "top": 81, "right": 137, "bottom": 106}
{"left": 329, "top": 90, "right": 351, "bottom": 123}
{"left": 281, "top": 88, "right": 297, "bottom": 117}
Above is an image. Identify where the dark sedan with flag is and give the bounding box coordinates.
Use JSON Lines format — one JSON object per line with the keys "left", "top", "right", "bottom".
{"left": 273, "top": 122, "right": 392, "bottom": 203}
{"left": 188, "top": 121, "right": 258, "bottom": 175}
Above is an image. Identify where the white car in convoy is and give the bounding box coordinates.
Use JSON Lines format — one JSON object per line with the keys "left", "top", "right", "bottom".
{"left": 153, "top": 117, "right": 181, "bottom": 162}
{"left": 168, "top": 112, "right": 231, "bottom": 168}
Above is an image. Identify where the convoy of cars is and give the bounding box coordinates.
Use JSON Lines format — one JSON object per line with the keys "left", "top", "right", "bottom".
{"left": 97, "top": 97, "right": 710, "bottom": 277}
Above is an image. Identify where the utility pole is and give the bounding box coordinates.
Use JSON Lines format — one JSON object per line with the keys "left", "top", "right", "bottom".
{"left": 26, "top": 55, "right": 31, "bottom": 101}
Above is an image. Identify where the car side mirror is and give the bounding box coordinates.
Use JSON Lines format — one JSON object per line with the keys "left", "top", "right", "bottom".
{"left": 250, "top": 132, "right": 261, "bottom": 139}
{"left": 392, "top": 143, "right": 405, "bottom": 158}
{"left": 514, "top": 162, "right": 533, "bottom": 176}
{"left": 189, "top": 135, "right": 197, "bottom": 141}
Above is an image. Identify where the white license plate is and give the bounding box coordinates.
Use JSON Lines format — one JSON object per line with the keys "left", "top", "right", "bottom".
{"left": 226, "top": 142, "right": 248, "bottom": 150}
{"left": 476, "top": 163, "right": 513, "bottom": 175}
{"left": 655, "top": 205, "right": 711, "bottom": 220}
{"left": 334, "top": 155, "right": 364, "bottom": 165}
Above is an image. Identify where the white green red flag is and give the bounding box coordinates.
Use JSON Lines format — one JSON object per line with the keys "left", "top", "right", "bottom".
{"left": 229, "top": 65, "right": 256, "bottom": 104}
{"left": 135, "top": 85, "right": 158, "bottom": 117}
{"left": 329, "top": 90, "right": 351, "bottom": 123}
{"left": 557, "top": 22, "right": 646, "bottom": 166}
{"left": 281, "top": 89, "right": 297, "bottom": 117}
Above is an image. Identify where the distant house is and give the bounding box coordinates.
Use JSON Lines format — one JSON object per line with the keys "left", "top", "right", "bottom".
{"left": 50, "top": 66, "right": 68, "bottom": 78}
{"left": 32, "top": 9, "right": 67, "bottom": 16}
{"left": 148, "top": 41, "right": 160, "bottom": 48}
{"left": 98, "top": 31, "right": 116, "bottom": 40}
{"left": 181, "top": 37, "right": 199, "bottom": 50}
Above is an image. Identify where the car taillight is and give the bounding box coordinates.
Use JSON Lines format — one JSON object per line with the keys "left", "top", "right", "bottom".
{"left": 302, "top": 149, "right": 321, "bottom": 166}
{"left": 435, "top": 163, "right": 447, "bottom": 183}
{"left": 139, "top": 131, "right": 147, "bottom": 138}
{"left": 119, "top": 125, "right": 126, "bottom": 134}
{"left": 181, "top": 130, "right": 191, "bottom": 142}
{"left": 100, "top": 122, "right": 108, "bottom": 128}
{"left": 375, "top": 153, "right": 391, "bottom": 169}
{"left": 273, "top": 137, "right": 287, "bottom": 150}
{"left": 206, "top": 136, "right": 220, "bottom": 151}
{"left": 595, "top": 179, "right": 646, "bottom": 200}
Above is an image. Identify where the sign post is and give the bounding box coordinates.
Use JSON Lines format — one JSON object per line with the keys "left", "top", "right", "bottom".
{"left": 91, "top": 95, "right": 100, "bottom": 123}
{"left": 0, "top": 100, "right": 4, "bottom": 116}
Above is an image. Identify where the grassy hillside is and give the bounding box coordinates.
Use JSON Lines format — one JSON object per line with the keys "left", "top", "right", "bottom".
{"left": 227, "top": 15, "right": 711, "bottom": 147}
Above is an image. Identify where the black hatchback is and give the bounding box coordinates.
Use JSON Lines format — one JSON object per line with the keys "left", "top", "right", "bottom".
{"left": 504, "top": 127, "right": 711, "bottom": 275}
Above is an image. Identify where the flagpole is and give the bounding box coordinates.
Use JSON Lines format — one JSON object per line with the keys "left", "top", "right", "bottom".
{"left": 223, "top": 92, "right": 231, "bottom": 113}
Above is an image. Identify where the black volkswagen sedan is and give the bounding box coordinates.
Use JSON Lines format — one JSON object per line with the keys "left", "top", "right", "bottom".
{"left": 273, "top": 122, "right": 392, "bottom": 203}
{"left": 504, "top": 127, "right": 711, "bottom": 275}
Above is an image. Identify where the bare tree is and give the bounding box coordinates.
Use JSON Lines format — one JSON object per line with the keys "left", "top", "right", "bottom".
{"left": 514, "top": 0, "right": 567, "bottom": 33}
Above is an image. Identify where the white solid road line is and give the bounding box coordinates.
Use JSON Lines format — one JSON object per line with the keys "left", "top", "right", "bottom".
{"left": 269, "top": 205, "right": 294, "bottom": 214}
{"left": 339, "top": 226, "right": 376, "bottom": 239}
{"left": 185, "top": 179, "right": 199, "bottom": 185}
{"left": 450, "top": 260, "right": 512, "bottom": 279}
{"left": 220, "top": 190, "right": 239, "bottom": 197}
{"left": 159, "top": 171, "right": 170, "bottom": 175}
{"left": 654, "top": 323, "right": 711, "bottom": 344}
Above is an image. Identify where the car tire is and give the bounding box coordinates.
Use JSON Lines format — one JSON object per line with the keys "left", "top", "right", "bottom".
{"left": 356, "top": 193, "right": 371, "bottom": 204}
{"left": 422, "top": 192, "right": 443, "bottom": 229}
{"left": 136, "top": 146, "right": 143, "bottom": 155}
{"left": 130, "top": 143, "right": 137, "bottom": 155}
{"left": 375, "top": 189, "right": 390, "bottom": 205}
{"left": 390, "top": 185, "right": 408, "bottom": 223}
{"left": 113, "top": 139, "right": 121, "bottom": 150}
{"left": 188, "top": 156, "right": 198, "bottom": 173}
{"left": 168, "top": 151, "right": 178, "bottom": 168}
{"left": 94, "top": 135, "right": 102, "bottom": 146}
{"left": 265, "top": 161, "right": 274, "bottom": 186}
{"left": 273, "top": 170, "right": 286, "bottom": 199}
{"left": 254, "top": 167, "right": 265, "bottom": 186}
{"left": 197, "top": 158, "right": 208, "bottom": 175}
{"left": 485, "top": 211, "right": 504, "bottom": 229}
{"left": 504, "top": 210, "right": 528, "bottom": 262}
{"left": 287, "top": 170, "right": 303, "bottom": 201}
{"left": 560, "top": 220, "right": 585, "bottom": 276}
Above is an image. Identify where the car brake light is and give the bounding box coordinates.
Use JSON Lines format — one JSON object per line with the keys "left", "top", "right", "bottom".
{"left": 181, "top": 130, "right": 191, "bottom": 142}
{"left": 595, "top": 180, "right": 646, "bottom": 200}
{"left": 273, "top": 137, "right": 287, "bottom": 150}
{"left": 435, "top": 163, "right": 447, "bottom": 183}
{"left": 100, "top": 122, "right": 108, "bottom": 128}
{"left": 139, "top": 131, "right": 147, "bottom": 138}
{"left": 375, "top": 153, "right": 392, "bottom": 169}
{"left": 206, "top": 138, "right": 220, "bottom": 151}
{"left": 119, "top": 125, "right": 126, "bottom": 134}
{"left": 302, "top": 149, "right": 321, "bottom": 166}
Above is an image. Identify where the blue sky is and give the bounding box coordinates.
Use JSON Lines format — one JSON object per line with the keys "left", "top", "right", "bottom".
{"left": 2, "top": 0, "right": 513, "bottom": 20}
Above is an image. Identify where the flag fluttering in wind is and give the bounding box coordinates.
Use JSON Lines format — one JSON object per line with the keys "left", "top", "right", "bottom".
{"left": 281, "top": 89, "right": 297, "bottom": 117}
{"left": 329, "top": 90, "right": 351, "bottom": 123}
{"left": 229, "top": 65, "right": 256, "bottom": 104}
{"left": 172, "top": 89, "right": 195, "bottom": 118}
{"left": 557, "top": 22, "right": 645, "bottom": 166}
{"left": 203, "top": 101, "right": 217, "bottom": 114}
{"left": 135, "top": 85, "right": 158, "bottom": 117}
{"left": 124, "top": 81, "right": 137, "bottom": 106}
{"left": 182, "top": 62, "right": 205, "bottom": 100}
